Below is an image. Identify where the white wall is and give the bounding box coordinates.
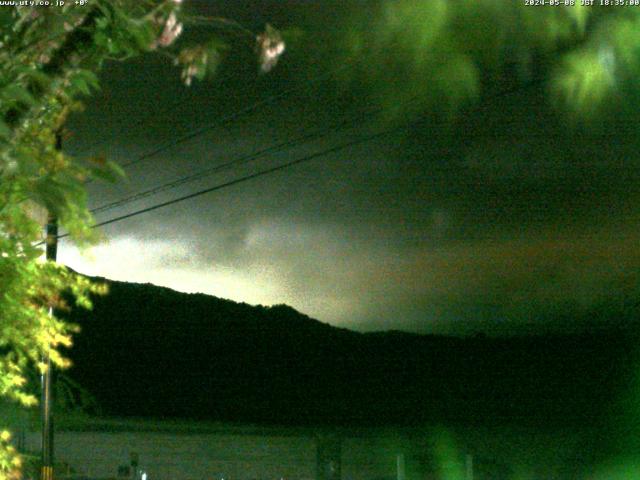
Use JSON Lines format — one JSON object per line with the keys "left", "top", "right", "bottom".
{"left": 26, "top": 431, "right": 322, "bottom": 480}
{"left": 23, "top": 423, "right": 594, "bottom": 480}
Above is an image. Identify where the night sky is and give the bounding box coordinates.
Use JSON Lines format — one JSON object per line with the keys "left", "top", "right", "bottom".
{"left": 58, "top": 1, "right": 640, "bottom": 336}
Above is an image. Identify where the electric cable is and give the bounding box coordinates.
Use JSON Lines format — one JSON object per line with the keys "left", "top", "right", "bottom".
{"left": 39, "top": 76, "right": 549, "bottom": 247}
{"left": 90, "top": 103, "right": 382, "bottom": 215}
{"left": 52, "top": 123, "right": 407, "bottom": 242}
{"left": 88, "top": 75, "right": 549, "bottom": 218}
{"left": 117, "top": 63, "right": 352, "bottom": 171}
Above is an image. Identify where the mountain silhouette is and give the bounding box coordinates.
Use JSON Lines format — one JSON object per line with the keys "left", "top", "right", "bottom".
{"left": 62, "top": 276, "right": 639, "bottom": 427}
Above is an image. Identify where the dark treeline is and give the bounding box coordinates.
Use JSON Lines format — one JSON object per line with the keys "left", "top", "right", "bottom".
{"left": 62, "top": 277, "right": 640, "bottom": 428}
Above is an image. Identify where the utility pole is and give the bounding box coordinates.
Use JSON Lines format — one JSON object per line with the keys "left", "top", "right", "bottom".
{"left": 41, "top": 133, "right": 61, "bottom": 480}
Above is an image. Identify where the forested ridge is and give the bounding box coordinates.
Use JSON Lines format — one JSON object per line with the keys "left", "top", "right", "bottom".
{"left": 63, "top": 276, "right": 639, "bottom": 428}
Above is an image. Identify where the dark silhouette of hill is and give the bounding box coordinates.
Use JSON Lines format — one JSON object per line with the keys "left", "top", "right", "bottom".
{"left": 62, "top": 276, "right": 640, "bottom": 428}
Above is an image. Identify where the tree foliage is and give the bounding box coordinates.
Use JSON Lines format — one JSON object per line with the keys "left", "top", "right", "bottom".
{"left": 0, "top": 2, "right": 284, "bottom": 478}
{"left": 339, "top": 1, "right": 640, "bottom": 123}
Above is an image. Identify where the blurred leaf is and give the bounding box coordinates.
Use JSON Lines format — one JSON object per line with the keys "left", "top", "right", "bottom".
{"left": 611, "top": 16, "right": 640, "bottom": 72}
{"left": 1, "top": 84, "right": 37, "bottom": 107}
{"left": 68, "top": 70, "right": 100, "bottom": 96}
{"left": 567, "top": 3, "right": 590, "bottom": 36}
{"left": 0, "top": 8, "right": 13, "bottom": 33}
{"left": 432, "top": 428, "right": 466, "bottom": 480}
{"left": 105, "top": 160, "right": 125, "bottom": 180}
{"left": 0, "top": 119, "right": 10, "bottom": 140}
{"left": 127, "top": 17, "right": 156, "bottom": 51}
{"left": 551, "top": 47, "right": 616, "bottom": 118}
{"left": 89, "top": 160, "right": 125, "bottom": 184}
{"left": 593, "top": 458, "right": 640, "bottom": 479}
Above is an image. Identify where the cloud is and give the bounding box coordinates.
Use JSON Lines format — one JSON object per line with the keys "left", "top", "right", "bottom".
{"left": 63, "top": 23, "right": 640, "bottom": 336}
{"left": 350, "top": 222, "right": 640, "bottom": 334}
{"left": 59, "top": 215, "right": 640, "bottom": 336}
{"left": 57, "top": 236, "right": 281, "bottom": 306}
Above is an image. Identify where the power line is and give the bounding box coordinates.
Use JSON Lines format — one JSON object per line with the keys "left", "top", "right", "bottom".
{"left": 74, "top": 64, "right": 353, "bottom": 189}
{"left": 90, "top": 104, "right": 381, "bottom": 215}
{"left": 71, "top": 62, "right": 352, "bottom": 178}
{"left": 53, "top": 123, "right": 406, "bottom": 242}
{"left": 88, "top": 76, "right": 552, "bottom": 220}
{"left": 95, "top": 34, "right": 442, "bottom": 176}
{"left": 43, "top": 76, "right": 549, "bottom": 245}
{"left": 116, "top": 63, "right": 352, "bottom": 171}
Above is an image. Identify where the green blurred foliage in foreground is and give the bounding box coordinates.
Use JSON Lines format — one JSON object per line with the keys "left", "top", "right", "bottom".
{"left": 0, "top": 1, "right": 284, "bottom": 477}
{"left": 338, "top": 1, "right": 640, "bottom": 124}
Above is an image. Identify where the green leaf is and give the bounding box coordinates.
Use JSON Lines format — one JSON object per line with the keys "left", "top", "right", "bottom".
{"left": 89, "top": 160, "right": 125, "bottom": 184}
{"left": 69, "top": 70, "right": 100, "bottom": 96}
{"left": 106, "top": 160, "right": 125, "bottom": 179}
{"left": 94, "top": 31, "right": 109, "bottom": 49}
{"left": 127, "top": 19, "right": 155, "bottom": 50}
{"left": 0, "top": 8, "right": 13, "bottom": 33}
{"left": 1, "top": 84, "right": 37, "bottom": 107}
{"left": 24, "top": 69, "right": 51, "bottom": 89}
{"left": 70, "top": 77, "right": 90, "bottom": 96}
{"left": 76, "top": 70, "right": 100, "bottom": 91}
{"left": 567, "top": 3, "right": 590, "bottom": 36}
{"left": 0, "top": 119, "right": 10, "bottom": 140}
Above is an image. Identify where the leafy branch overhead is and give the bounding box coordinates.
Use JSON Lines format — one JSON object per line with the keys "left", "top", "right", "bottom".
{"left": 0, "top": 2, "right": 284, "bottom": 478}
{"left": 338, "top": 1, "right": 640, "bottom": 122}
